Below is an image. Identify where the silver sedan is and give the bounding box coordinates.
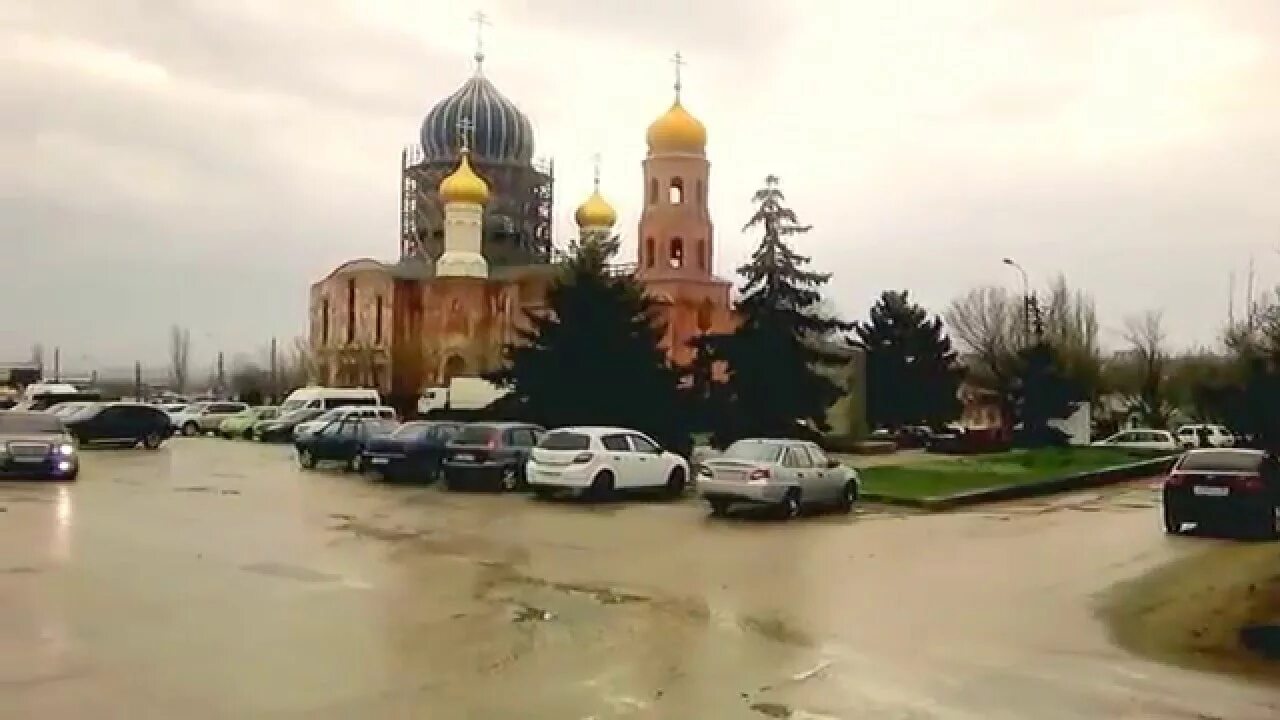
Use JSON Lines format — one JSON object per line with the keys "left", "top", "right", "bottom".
{"left": 696, "top": 438, "right": 860, "bottom": 519}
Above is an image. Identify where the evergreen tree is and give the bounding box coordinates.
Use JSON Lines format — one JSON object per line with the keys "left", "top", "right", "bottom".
{"left": 486, "top": 235, "right": 688, "bottom": 452}
{"left": 704, "top": 175, "right": 851, "bottom": 444}
{"left": 1012, "top": 340, "right": 1081, "bottom": 446}
{"left": 853, "top": 290, "right": 962, "bottom": 429}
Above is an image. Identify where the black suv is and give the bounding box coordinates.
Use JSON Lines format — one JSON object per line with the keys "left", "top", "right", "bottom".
{"left": 1164, "top": 448, "right": 1280, "bottom": 539}
{"left": 63, "top": 402, "right": 173, "bottom": 449}
{"left": 0, "top": 411, "right": 79, "bottom": 480}
{"left": 441, "top": 422, "right": 545, "bottom": 492}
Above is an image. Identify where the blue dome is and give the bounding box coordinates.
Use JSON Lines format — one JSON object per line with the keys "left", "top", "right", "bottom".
{"left": 420, "top": 74, "right": 534, "bottom": 165}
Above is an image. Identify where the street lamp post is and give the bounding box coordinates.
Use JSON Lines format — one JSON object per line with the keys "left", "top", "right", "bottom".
{"left": 1002, "top": 257, "right": 1031, "bottom": 340}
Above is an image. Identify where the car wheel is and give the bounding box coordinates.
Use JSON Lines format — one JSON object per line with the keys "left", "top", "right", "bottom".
{"left": 708, "top": 498, "right": 731, "bottom": 517}
{"left": 837, "top": 481, "right": 858, "bottom": 513}
{"left": 298, "top": 448, "right": 317, "bottom": 469}
{"left": 589, "top": 470, "right": 615, "bottom": 501}
{"left": 498, "top": 467, "right": 519, "bottom": 492}
{"left": 242, "top": 428, "right": 253, "bottom": 440}
{"left": 1163, "top": 506, "right": 1183, "bottom": 535}
{"left": 141, "top": 432, "right": 164, "bottom": 450}
{"left": 664, "top": 467, "right": 686, "bottom": 498}
{"left": 778, "top": 489, "right": 801, "bottom": 521}
{"left": 349, "top": 454, "right": 363, "bottom": 473}
{"left": 61, "top": 468, "right": 79, "bottom": 482}
{"left": 181, "top": 421, "right": 199, "bottom": 437}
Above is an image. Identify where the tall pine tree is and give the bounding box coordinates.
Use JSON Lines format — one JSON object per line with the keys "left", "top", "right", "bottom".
{"left": 854, "top": 290, "right": 962, "bottom": 429}
{"left": 704, "top": 175, "right": 851, "bottom": 444}
{"left": 487, "top": 235, "right": 688, "bottom": 452}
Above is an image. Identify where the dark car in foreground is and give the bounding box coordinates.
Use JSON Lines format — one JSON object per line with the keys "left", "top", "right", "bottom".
{"left": 0, "top": 411, "right": 79, "bottom": 480}
{"left": 441, "top": 422, "right": 545, "bottom": 491}
{"left": 254, "top": 408, "right": 324, "bottom": 443}
{"left": 1164, "top": 448, "right": 1280, "bottom": 539}
{"left": 62, "top": 402, "right": 172, "bottom": 449}
{"left": 295, "top": 417, "right": 399, "bottom": 471}
{"left": 361, "top": 421, "right": 464, "bottom": 482}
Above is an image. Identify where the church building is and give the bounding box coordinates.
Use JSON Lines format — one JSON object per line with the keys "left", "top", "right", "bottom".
{"left": 307, "top": 47, "right": 734, "bottom": 407}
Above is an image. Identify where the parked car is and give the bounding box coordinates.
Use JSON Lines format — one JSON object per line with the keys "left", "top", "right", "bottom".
{"left": 295, "top": 417, "right": 399, "bottom": 471}
{"left": 1174, "top": 424, "right": 1234, "bottom": 450}
{"left": 170, "top": 401, "right": 249, "bottom": 437}
{"left": 524, "top": 426, "right": 689, "bottom": 499}
{"left": 1163, "top": 448, "right": 1280, "bottom": 539}
{"left": 63, "top": 402, "right": 172, "bottom": 449}
{"left": 254, "top": 408, "right": 325, "bottom": 443}
{"left": 0, "top": 411, "right": 79, "bottom": 480}
{"left": 45, "top": 401, "right": 95, "bottom": 419}
{"left": 441, "top": 422, "right": 546, "bottom": 491}
{"left": 697, "top": 438, "right": 859, "bottom": 519}
{"left": 277, "top": 386, "right": 381, "bottom": 415}
{"left": 219, "top": 406, "right": 280, "bottom": 439}
{"left": 1092, "top": 429, "right": 1179, "bottom": 452}
{"left": 361, "top": 421, "right": 464, "bottom": 482}
{"left": 293, "top": 406, "right": 399, "bottom": 441}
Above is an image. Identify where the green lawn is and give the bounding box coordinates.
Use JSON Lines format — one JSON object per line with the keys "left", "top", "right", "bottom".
{"left": 859, "top": 447, "right": 1162, "bottom": 501}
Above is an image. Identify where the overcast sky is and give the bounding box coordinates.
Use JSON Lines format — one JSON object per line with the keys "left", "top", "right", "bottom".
{"left": 3, "top": 0, "right": 1278, "bottom": 371}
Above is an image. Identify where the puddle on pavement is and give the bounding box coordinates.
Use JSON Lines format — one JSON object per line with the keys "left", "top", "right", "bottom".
{"left": 738, "top": 614, "right": 814, "bottom": 647}
{"left": 240, "top": 562, "right": 341, "bottom": 583}
{"left": 1101, "top": 539, "right": 1280, "bottom": 684}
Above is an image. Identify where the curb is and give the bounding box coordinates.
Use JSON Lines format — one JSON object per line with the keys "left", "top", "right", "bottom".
{"left": 863, "top": 455, "right": 1178, "bottom": 512}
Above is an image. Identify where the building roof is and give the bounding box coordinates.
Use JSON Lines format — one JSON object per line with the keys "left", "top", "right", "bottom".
{"left": 420, "top": 72, "right": 534, "bottom": 166}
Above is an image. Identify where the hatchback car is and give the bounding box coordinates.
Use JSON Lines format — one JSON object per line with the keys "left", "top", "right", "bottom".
{"left": 219, "top": 405, "right": 279, "bottom": 439}
{"left": 441, "top": 422, "right": 546, "bottom": 492}
{"left": 295, "top": 417, "right": 400, "bottom": 471}
{"left": 0, "top": 411, "right": 79, "bottom": 480}
{"left": 1163, "top": 448, "right": 1280, "bottom": 539}
{"left": 697, "top": 438, "right": 859, "bottom": 519}
{"left": 171, "top": 401, "right": 249, "bottom": 436}
{"left": 361, "top": 421, "right": 464, "bottom": 483}
{"left": 525, "top": 427, "right": 690, "bottom": 499}
{"left": 293, "top": 406, "right": 399, "bottom": 441}
{"left": 254, "top": 408, "right": 325, "bottom": 443}
{"left": 63, "top": 402, "right": 172, "bottom": 449}
{"left": 1092, "top": 429, "right": 1179, "bottom": 452}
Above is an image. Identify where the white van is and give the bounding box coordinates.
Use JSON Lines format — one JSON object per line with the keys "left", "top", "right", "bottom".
{"left": 278, "top": 387, "right": 381, "bottom": 416}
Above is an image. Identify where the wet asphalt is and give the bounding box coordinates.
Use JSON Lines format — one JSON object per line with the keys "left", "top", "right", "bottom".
{"left": 0, "top": 439, "right": 1277, "bottom": 719}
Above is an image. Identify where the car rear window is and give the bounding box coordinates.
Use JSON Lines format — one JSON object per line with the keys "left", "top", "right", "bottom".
{"left": 0, "top": 412, "right": 64, "bottom": 434}
{"left": 393, "top": 423, "right": 431, "bottom": 440}
{"left": 539, "top": 432, "right": 590, "bottom": 451}
{"left": 724, "top": 441, "right": 783, "bottom": 462}
{"left": 1178, "top": 451, "right": 1264, "bottom": 472}
{"left": 456, "top": 425, "right": 497, "bottom": 445}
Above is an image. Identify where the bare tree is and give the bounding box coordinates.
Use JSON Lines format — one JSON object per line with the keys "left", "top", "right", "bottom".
{"left": 279, "top": 337, "right": 318, "bottom": 390}
{"left": 169, "top": 325, "right": 191, "bottom": 392}
{"left": 1123, "top": 310, "right": 1173, "bottom": 427}
{"left": 944, "top": 286, "right": 1020, "bottom": 390}
{"left": 1040, "top": 274, "right": 1102, "bottom": 398}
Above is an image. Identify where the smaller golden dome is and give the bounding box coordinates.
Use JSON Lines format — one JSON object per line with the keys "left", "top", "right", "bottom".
{"left": 646, "top": 100, "right": 707, "bottom": 155}
{"left": 438, "top": 150, "right": 489, "bottom": 205}
{"left": 575, "top": 188, "right": 617, "bottom": 229}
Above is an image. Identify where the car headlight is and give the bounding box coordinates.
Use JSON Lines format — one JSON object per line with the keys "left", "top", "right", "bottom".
{"left": 58, "top": 443, "right": 75, "bottom": 456}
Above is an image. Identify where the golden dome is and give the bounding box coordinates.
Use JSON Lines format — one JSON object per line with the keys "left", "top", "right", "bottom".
{"left": 574, "top": 187, "right": 617, "bottom": 229}
{"left": 438, "top": 150, "right": 490, "bottom": 205}
{"left": 646, "top": 100, "right": 707, "bottom": 155}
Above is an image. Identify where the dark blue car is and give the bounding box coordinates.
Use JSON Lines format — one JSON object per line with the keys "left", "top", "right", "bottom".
{"left": 295, "top": 417, "right": 399, "bottom": 471}
{"left": 360, "top": 421, "right": 464, "bottom": 482}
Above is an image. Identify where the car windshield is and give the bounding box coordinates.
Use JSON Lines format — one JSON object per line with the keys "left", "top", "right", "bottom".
{"left": 538, "top": 431, "right": 590, "bottom": 451}
{"left": 0, "top": 412, "right": 64, "bottom": 434}
{"left": 456, "top": 425, "right": 497, "bottom": 445}
{"left": 181, "top": 403, "right": 208, "bottom": 414}
{"left": 723, "top": 441, "right": 784, "bottom": 463}
{"left": 1179, "top": 451, "right": 1264, "bottom": 472}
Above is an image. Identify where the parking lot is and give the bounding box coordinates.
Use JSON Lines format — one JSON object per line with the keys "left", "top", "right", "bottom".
{"left": 1, "top": 438, "right": 1277, "bottom": 718}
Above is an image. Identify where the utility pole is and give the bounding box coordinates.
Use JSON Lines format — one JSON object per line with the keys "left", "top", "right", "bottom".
{"left": 52, "top": 347, "right": 60, "bottom": 382}
{"left": 1002, "top": 257, "right": 1032, "bottom": 342}
{"left": 269, "top": 337, "right": 278, "bottom": 403}
{"left": 216, "top": 351, "right": 226, "bottom": 399}
{"left": 134, "top": 361, "right": 143, "bottom": 400}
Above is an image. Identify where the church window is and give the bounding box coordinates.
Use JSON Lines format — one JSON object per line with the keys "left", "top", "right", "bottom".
{"left": 346, "top": 278, "right": 357, "bottom": 345}
{"left": 646, "top": 237, "right": 655, "bottom": 268}
{"left": 696, "top": 180, "right": 705, "bottom": 205}
{"left": 696, "top": 298, "right": 714, "bottom": 332}
{"left": 668, "top": 177, "right": 684, "bottom": 205}
{"left": 669, "top": 237, "right": 685, "bottom": 269}
{"left": 374, "top": 295, "right": 384, "bottom": 345}
{"left": 321, "top": 297, "right": 330, "bottom": 344}
{"left": 697, "top": 239, "right": 707, "bottom": 270}
{"left": 648, "top": 178, "right": 658, "bottom": 204}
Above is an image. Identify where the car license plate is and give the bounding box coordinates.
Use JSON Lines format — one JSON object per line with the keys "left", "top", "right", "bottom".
{"left": 454, "top": 453, "right": 474, "bottom": 462}
{"left": 538, "top": 468, "right": 561, "bottom": 476}
{"left": 13, "top": 456, "right": 44, "bottom": 464}
{"left": 1193, "top": 485, "right": 1229, "bottom": 497}
{"left": 370, "top": 457, "right": 389, "bottom": 465}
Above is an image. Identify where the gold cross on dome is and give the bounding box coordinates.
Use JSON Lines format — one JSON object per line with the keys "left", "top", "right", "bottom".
{"left": 456, "top": 117, "right": 474, "bottom": 152}
{"left": 471, "top": 11, "right": 490, "bottom": 67}
{"left": 671, "top": 51, "right": 685, "bottom": 98}
{"left": 591, "top": 152, "right": 602, "bottom": 189}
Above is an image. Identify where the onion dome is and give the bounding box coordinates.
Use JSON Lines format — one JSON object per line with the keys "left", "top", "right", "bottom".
{"left": 645, "top": 100, "right": 707, "bottom": 155}
{"left": 574, "top": 186, "right": 617, "bottom": 229}
{"left": 420, "top": 74, "right": 534, "bottom": 165}
{"left": 438, "top": 150, "right": 489, "bottom": 205}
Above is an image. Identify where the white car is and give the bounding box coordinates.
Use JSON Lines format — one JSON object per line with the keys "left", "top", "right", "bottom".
{"left": 525, "top": 427, "right": 689, "bottom": 499}
{"left": 697, "top": 438, "right": 860, "bottom": 519}
{"left": 1174, "top": 424, "right": 1234, "bottom": 449}
{"left": 1092, "top": 429, "right": 1179, "bottom": 452}
{"left": 292, "top": 405, "right": 398, "bottom": 440}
